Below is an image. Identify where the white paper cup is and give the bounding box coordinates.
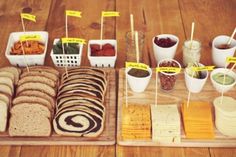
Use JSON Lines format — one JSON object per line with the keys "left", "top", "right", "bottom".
{"left": 126, "top": 67, "right": 152, "bottom": 93}
{"left": 212, "top": 35, "right": 236, "bottom": 68}
{"left": 184, "top": 63, "right": 208, "bottom": 93}
{"left": 152, "top": 34, "right": 179, "bottom": 64}
{"left": 210, "top": 68, "right": 236, "bottom": 93}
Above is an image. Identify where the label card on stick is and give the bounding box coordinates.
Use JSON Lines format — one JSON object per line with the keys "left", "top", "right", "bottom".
{"left": 66, "top": 10, "right": 82, "bottom": 18}
{"left": 62, "top": 37, "right": 86, "bottom": 44}
{"left": 226, "top": 57, "right": 236, "bottom": 63}
{"left": 191, "top": 66, "right": 215, "bottom": 72}
{"left": 20, "top": 13, "right": 36, "bottom": 22}
{"left": 156, "top": 67, "right": 181, "bottom": 73}
{"left": 102, "top": 11, "right": 120, "bottom": 17}
{"left": 125, "top": 62, "right": 148, "bottom": 71}
{"left": 20, "top": 34, "right": 41, "bottom": 42}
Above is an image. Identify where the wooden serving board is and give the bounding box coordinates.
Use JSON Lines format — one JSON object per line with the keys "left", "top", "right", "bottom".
{"left": 0, "top": 68, "right": 116, "bottom": 145}
{"left": 117, "top": 68, "right": 236, "bottom": 147}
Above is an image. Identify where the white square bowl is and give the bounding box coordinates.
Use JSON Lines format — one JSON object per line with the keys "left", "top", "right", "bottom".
{"left": 5, "top": 31, "right": 48, "bottom": 67}
{"left": 50, "top": 38, "right": 83, "bottom": 67}
{"left": 87, "top": 39, "right": 117, "bottom": 67}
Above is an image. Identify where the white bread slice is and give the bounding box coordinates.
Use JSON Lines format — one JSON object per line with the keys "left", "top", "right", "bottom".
{"left": 18, "top": 75, "right": 57, "bottom": 88}
{"left": 0, "top": 84, "right": 13, "bottom": 96}
{"left": 0, "top": 77, "right": 14, "bottom": 93}
{"left": 18, "top": 90, "right": 55, "bottom": 108}
{"left": 21, "top": 71, "right": 58, "bottom": 82}
{"left": 0, "top": 67, "right": 21, "bottom": 85}
{"left": 0, "top": 93, "right": 10, "bottom": 106}
{"left": 16, "top": 82, "right": 56, "bottom": 97}
{"left": 9, "top": 115, "right": 51, "bottom": 136}
{"left": 23, "top": 66, "right": 60, "bottom": 77}
{"left": 0, "top": 100, "right": 8, "bottom": 132}
{"left": 0, "top": 72, "right": 14, "bottom": 82}
{"left": 13, "top": 96, "right": 53, "bottom": 111}
{"left": 10, "top": 103, "right": 51, "bottom": 118}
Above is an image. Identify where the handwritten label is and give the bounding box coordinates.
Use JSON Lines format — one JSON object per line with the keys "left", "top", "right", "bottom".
{"left": 191, "top": 66, "right": 215, "bottom": 71}
{"left": 156, "top": 67, "right": 181, "bottom": 73}
{"left": 61, "top": 37, "right": 86, "bottom": 44}
{"left": 102, "top": 11, "right": 120, "bottom": 17}
{"left": 66, "top": 10, "right": 82, "bottom": 18}
{"left": 226, "top": 57, "right": 236, "bottom": 63}
{"left": 125, "top": 62, "right": 148, "bottom": 71}
{"left": 20, "top": 34, "right": 41, "bottom": 42}
{"left": 20, "top": 13, "right": 36, "bottom": 22}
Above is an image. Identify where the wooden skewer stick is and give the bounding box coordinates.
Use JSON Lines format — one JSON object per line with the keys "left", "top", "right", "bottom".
{"left": 20, "top": 41, "right": 29, "bottom": 72}
{"left": 190, "top": 22, "right": 195, "bottom": 49}
{"left": 100, "top": 16, "right": 104, "bottom": 49}
{"left": 130, "top": 14, "right": 134, "bottom": 39}
{"left": 62, "top": 42, "right": 68, "bottom": 78}
{"left": 135, "top": 31, "right": 140, "bottom": 63}
{"left": 227, "top": 27, "right": 236, "bottom": 45}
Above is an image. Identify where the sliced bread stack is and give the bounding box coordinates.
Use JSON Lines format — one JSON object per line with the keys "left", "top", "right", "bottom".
{"left": 151, "top": 104, "right": 181, "bottom": 143}
{"left": 9, "top": 66, "right": 59, "bottom": 136}
{"left": 0, "top": 67, "right": 21, "bottom": 132}
{"left": 53, "top": 68, "right": 107, "bottom": 137}
{"left": 214, "top": 96, "right": 236, "bottom": 137}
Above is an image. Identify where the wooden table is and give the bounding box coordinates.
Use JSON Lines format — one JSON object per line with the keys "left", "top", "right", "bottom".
{"left": 0, "top": 0, "right": 235, "bottom": 156}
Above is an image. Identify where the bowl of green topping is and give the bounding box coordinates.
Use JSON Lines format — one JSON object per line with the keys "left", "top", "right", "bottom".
{"left": 50, "top": 38, "right": 83, "bottom": 67}
{"left": 210, "top": 68, "right": 236, "bottom": 93}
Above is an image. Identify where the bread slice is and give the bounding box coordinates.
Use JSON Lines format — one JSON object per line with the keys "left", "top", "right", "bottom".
{"left": 0, "top": 67, "right": 21, "bottom": 85}
{"left": 0, "top": 84, "right": 13, "bottom": 96}
{"left": 9, "top": 115, "right": 51, "bottom": 136}
{"left": 0, "top": 72, "right": 15, "bottom": 83}
{"left": 13, "top": 95, "right": 53, "bottom": 111}
{"left": 10, "top": 103, "right": 51, "bottom": 118}
{"left": 0, "top": 93, "right": 11, "bottom": 106}
{"left": 21, "top": 71, "right": 58, "bottom": 82}
{"left": 16, "top": 82, "right": 56, "bottom": 97}
{"left": 0, "top": 100, "right": 8, "bottom": 132}
{"left": 19, "top": 90, "right": 55, "bottom": 108}
{"left": 23, "top": 66, "right": 60, "bottom": 77}
{"left": 18, "top": 75, "right": 57, "bottom": 88}
{"left": 0, "top": 77, "right": 14, "bottom": 93}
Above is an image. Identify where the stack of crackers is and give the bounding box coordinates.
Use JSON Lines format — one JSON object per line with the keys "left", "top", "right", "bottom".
{"left": 122, "top": 104, "right": 151, "bottom": 140}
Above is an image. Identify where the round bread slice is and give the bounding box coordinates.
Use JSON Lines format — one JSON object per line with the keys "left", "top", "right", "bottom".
{"left": 0, "top": 67, "right": 21, "bottom": 85}
{"left": 18, "top": 90, "right": 55, "bottom": 107}
{"left": 21, "top": 71, "right": 58, "bottom": 82}
{"left": 23, "top": 66, "right": 59, "bottom": 77}
{"left": 0, "top": 84, "right": 13, "bottom": 96}
{"left": 13, "top": 95, "right": 53, "bottom": 111}
{"left": 0, "top": 100, "right": 8, "bottom": 132}
{"left": 0, "top": 77, "right": 14, "bottom": 93}
{"left": 18, "top": 75, "right": 57, "bottom": 88}
{"left": 16, "top": 82, "right": 56, "bottom": 97}
{"left": 0, "top": 93, "right": 11, "bottom": 106}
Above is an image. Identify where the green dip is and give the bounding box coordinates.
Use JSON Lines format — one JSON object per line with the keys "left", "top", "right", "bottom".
{"left": 213, "top": 73, "right": 235, "bottom": 85}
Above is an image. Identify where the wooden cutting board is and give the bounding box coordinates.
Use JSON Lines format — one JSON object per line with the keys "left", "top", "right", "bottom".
{"left": 117, "top": 68, "right": 236, "bottom": 147}
{"left": 0, "top": 68, "right": 116, "bottom": 145}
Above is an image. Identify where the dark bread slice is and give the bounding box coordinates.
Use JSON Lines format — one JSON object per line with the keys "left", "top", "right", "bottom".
{"left": 18, "top": 90, "right": 55, "bottom": 108}
{"left": 13, "top": 95, "right": 53, "bottom": 111}
{"left": 16, "top": 82, "right": 56, "bottom": 97}
{"left": 23, "top": 66, "right": 60, "bottom": 77}
{"left": 21, "top": 71, "right": 58, "bottom": 82}
{"left": 18, "top": 75, "right": 57, "bottom": 88}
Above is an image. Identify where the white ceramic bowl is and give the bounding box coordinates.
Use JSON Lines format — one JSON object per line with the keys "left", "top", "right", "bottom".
{"left": 212, "top": 35, "right": 236, "bottom": 68}
{"left": 210, "top": 68, "right": 236, "bottom": 93}
{"left": 126, "top": 67, "right": 152, "bottom": 93}
{"left": 184, "top": 63, "right": 208, "bottom": 93}
{"left": 152, "top": 34, "right": 179, "bottom": 64}
{"left": 5, "top": 31, "right": 48, "bottom": 67}
{"left": 88, "top": 40, "right": 117, "bottom": 67}
{"left": 50, "top": 38, "right": 83, "bottom": 67}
